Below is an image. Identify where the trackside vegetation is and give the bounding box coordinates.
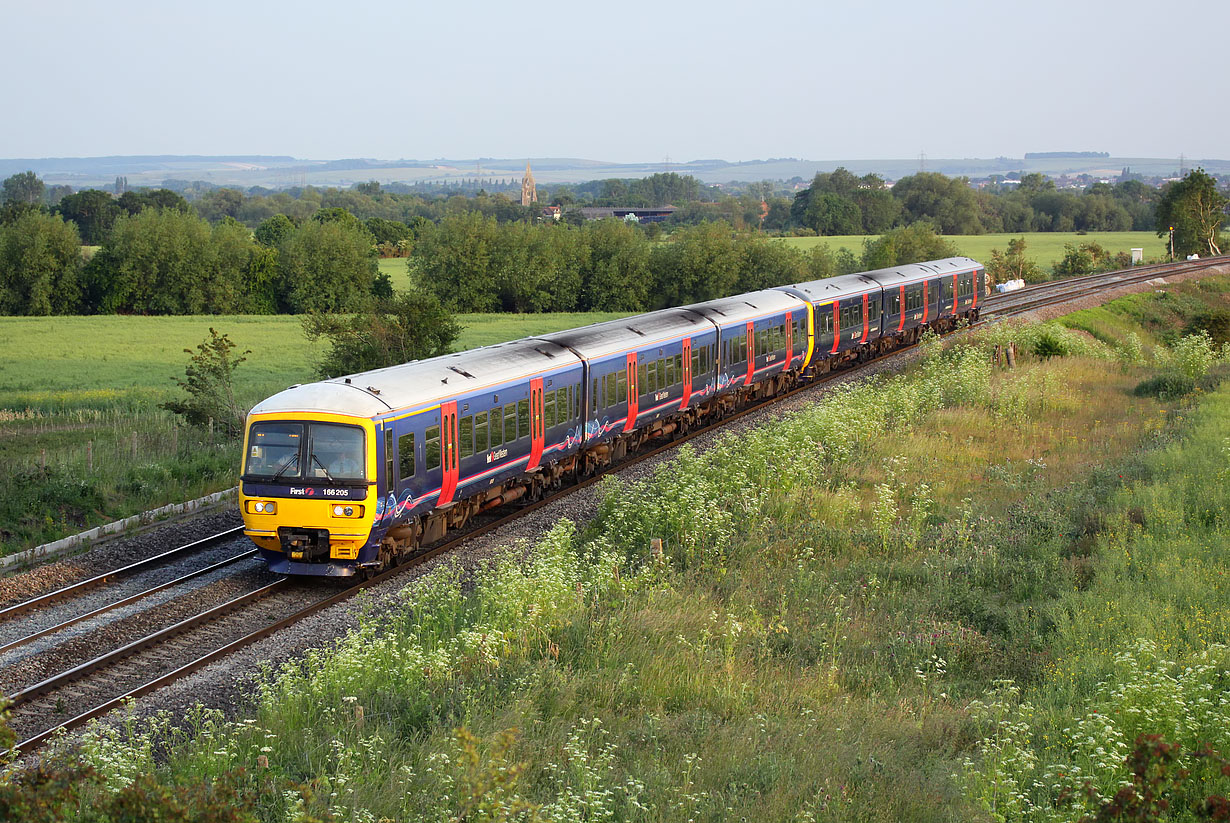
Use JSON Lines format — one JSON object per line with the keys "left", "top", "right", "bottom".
{"left": 5, "top": 283, "right": 1230, "bottom": 821}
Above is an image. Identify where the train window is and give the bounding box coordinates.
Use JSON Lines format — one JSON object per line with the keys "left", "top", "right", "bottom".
{"left": 425, "top": 426, "right": 440, "bottom": 471}
{"left": 570, "top": 384, "right": 577, "bottom": 418}
{"left": 517, "top": 399, "right": 529, "bottom": 439}
{"left": 664, "top": 356, "right": 675, "bottom": 386}
{"left": 615, "top": 370, "right": 626, "bottom": 403}
{"left": 488, "top": 409, "right": 502, "bottom": 448}
{"left": 459, "top": 416, "right": 473, "bottom": 458}
{"left": 605, "top": 372, "right": 617, "bottom": 407}
{"left": 385, "top": 429, "right": 395, "bottom": 494}
{"left": 591, "top": 378, "right": 598, "bottom": 413}
{"left": 544, "top": 391, "right": 556, "bottom": 429}
{"left": 504, "top": 403, "right": 517, "bottom": 444}
{"left": 398, "top": 432, "right": 414, "bottom": 480}
{"left": 474, "top": 411, "right": 488, "bottom": 453}
{"left": 558, "top": 387, "right": 569, "bottom": 421}
{"left": 653, "top": 358, "right": 664, "bottom": 389}
{"left": 636, "top": 363, "right": 646, "bottom": 395}
{"left": 691, "top": 349, "right": 700, "bottom": 378}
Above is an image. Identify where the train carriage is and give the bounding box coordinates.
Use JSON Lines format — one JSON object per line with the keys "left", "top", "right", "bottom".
{"left": 775, "top": 274, "right": 884, "bottom": 371}
{"left": 241, "top": 339, "right": 583, "bottom": 576}
{"left": 684, "top": 290, "right": 813, "bottom": 407}
{"left": 540, "top": 309, "right": 718, "bottom": 471}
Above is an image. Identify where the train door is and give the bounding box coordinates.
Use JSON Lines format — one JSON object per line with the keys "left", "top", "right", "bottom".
{"left": 860, "top": 293, "right": 870, "bottom": 343}
{"left": 438, "top": 401, "right": 459, "bottom": 506}
{"left": 784, "top": 313, "right": 793, "bottom": 371}
{"left": 896, "top": 285, "right": 906, "bottom": 332}
{"left": 922, "top": 281, "right": 930, "bottom": 324}
{"left": 745, "top": 321, "right": 755, "bottom": 386}
{"left": 681, "top": 337, "right": 692, "bottom": 409}
{"left": 623, "top": 353, "right": 638, "bottom": 432}
{"left": 830, "top": 301, "right": 841, "bottom": 354}
{"left": 527, "top": 378, "right": 544, "bottom": 470}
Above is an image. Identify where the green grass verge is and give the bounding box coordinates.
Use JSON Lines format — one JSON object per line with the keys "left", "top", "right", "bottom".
{"left": 779, "top": 231, "right": 1166, "bottom": 271}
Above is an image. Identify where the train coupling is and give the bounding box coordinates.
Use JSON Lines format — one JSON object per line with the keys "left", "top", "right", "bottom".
{"left": 278, "top": 527, "right": 331, "bottom": 562}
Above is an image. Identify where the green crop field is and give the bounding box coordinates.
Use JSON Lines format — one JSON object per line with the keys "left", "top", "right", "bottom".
{"left": 377, "top": 256, "right": 416, "bottom": 292}
{"left": 778, "top": 231, "right": 1167, "bottom": 270}
{"left": 0, "top": 311, "right": 631, "bottom": 413}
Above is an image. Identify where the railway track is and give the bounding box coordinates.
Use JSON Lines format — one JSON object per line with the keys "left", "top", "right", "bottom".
{"left": 5, "top": 254, "right": 1225, "bottom": 756}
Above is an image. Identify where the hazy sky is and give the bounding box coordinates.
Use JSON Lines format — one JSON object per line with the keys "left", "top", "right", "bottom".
{"left": 3, "top": 0, "right": 1225, "bottom": 162}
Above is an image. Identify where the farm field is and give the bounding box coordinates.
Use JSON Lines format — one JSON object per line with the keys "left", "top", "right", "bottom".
{"left": 377, "top": 256, "right": 415, "bottom": 292}
{"left": 0, "top": 310, "right": 629, "bottom": 552}
{"left": 779, "top": 231, "right": 1167, "bottom": 271}
{"left": 24, "top": 280, "right": 1230, "bottom": 821}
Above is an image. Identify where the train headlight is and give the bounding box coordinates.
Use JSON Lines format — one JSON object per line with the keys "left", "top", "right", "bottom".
{"left": 333, "top": 505, "right": 344, "bottom": 516}
{"left": 249, "top": 500, "right": 276, "bottom": 514}
{"left": 330, "top": 504, "right": 362, "bottom": 518}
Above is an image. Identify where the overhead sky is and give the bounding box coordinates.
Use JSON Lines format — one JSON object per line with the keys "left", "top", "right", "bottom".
{"left": 3, "top": 0, "right": 1226, "bottom": 163}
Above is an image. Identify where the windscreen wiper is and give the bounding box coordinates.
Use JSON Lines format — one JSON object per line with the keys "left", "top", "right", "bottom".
{"left": 272, "top": 454, "right": 300, "bottom": 481}
{"left": 310, "top": 453, "right": 337, "bottom": 483}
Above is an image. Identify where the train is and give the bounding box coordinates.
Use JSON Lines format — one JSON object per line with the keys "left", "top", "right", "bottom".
{"left": 239, "top": 256, "right": 986, "bottom": 576}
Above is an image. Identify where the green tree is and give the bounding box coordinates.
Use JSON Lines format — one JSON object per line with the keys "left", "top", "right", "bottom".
{"left": 414, "top": 212, "right": 502, "bottom": 312}
{"left": 860, "top": 223, "right": 960, "bottom": 269}
{"left": 985, "top": 237, "right": 1041, "bottom": 287}
{"left": 579, "top": 219, "right": 651, "bottom": 311}
{"left": 302, "top": 291, "right": 460, "bottom": 377}
{"left": 803, "top": 192, "right": 863, "bottom": 235}
{"left": 254, "top": 213, "right": 295, "bottom": 247}
{"left": 649, "top": 222, "right": 739, "bottom": 307}
{"left": 734, "top": 234, "right": 807, "bottom": 291}
{"left": 161, "top": 328, "right": 250, "bottom": 436}
{"left": 84, "top": 209, "right": 218, "bottom": 314}
{"left": 57, "top": 189, "right": 120, "bottom": 244}
{"left": 280, "top": 217, "right": 377, "bottom": 313}
{"left": 1053, "top": 241, "right": 1111, "bottom": 277}
{"left": 116, "top": 188, "right": 190, "bottom": 215}
{"left": 0, "top": 211, "right": 82, "bottom": 315}
{"left": 891, "top": 172, "right": 984, "bottom": 234}
{"left": 1156, "top": 168, "right": 1227, "bottom": 257}
{"left": 1, "top": 171, "right": 44, "bottom": 206}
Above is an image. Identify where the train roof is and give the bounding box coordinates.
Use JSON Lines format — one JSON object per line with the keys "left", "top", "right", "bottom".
{"left": 859, "top": 256, "right": 983, "bottom": 288}
{"left": 684, "top": 289, "right": 806, "bottom": 326}
{"left": 538, "top": 308, "right": 712, "bottom": 360}
{"left": 247, "top": 337, "right": 582, "bottom": 420}
{"left": 775, "top": 273, "right": 882, "bottom": 305}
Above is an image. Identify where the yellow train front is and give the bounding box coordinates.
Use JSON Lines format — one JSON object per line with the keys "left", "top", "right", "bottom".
{"left": 239, "top": 384, "right": 384, "bottom": 576}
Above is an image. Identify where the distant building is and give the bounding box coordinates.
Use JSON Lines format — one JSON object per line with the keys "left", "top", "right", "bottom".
{"left": 578, "top": 206, "right": 677, "bottom": 223}
{"left": 542, "top": 205, "right": 562, "bottom": 220}
{"left": 521, "top": 163, "right": 537, "bottom": 206}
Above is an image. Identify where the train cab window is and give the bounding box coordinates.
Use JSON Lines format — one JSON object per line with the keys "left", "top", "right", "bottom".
{"left": 474, "top": 412, "right": 489, "bottom": 453}
{"left": 518, "top": 399, "right": 530, "bottom": 439}
{"left": 544, "top": 391, "right": 556, "bottom": 429}
{"left": 615, "top": 370, "right": 626, "bottom": 403}
{"left": 503, "top": 403, "right": 517, "bottom": 444}
{"left": 459, "top": 416, "right": 473, "bottom": 458}
{"left": 398, "top": 433, "right": 415, "bottom": 479}
{"left": 425, "top": 425, "right": 440, "bottom": 471}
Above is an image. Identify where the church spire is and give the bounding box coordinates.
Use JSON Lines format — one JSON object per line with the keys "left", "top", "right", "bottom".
{"left": 521, "top": 162, "right": 537, "bottom": 206}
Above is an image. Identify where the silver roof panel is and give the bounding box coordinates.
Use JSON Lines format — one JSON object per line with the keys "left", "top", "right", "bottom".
{"left": 860, "top": 256, "right": 982, "bottom": 288}
{"left": 539, "top": 308, "right": 712, "bottom": 360}
{"left": 775, "top": 274, "right": 883, "bottom": 305}
{"left": 685, "top": 289, "right": 807, "bottom": 325}
{"left": 249, "top": 338, "right": 582, "bottom": 419}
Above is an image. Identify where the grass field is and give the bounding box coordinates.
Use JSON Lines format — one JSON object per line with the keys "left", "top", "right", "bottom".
{"left": 778, "top": 231, "right": 1167, "bottom": 270}
{"left": 0, "top": 310, "right": 628, "bottom": 552}
{"left": 378, "top": 256, "right": 416, "bottom": 292}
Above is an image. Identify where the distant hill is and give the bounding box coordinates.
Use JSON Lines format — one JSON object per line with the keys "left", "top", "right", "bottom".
{"left": 2, "top": 153, "right": 1226, "bottom": 190}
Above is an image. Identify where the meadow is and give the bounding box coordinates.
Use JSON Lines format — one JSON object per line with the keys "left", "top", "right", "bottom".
{"left": 0, "top": 310, "right": 628, "bottom": 552}
{"left": 779, "top": 230, "right": 1167, "bottom": 269}
{"left": 32, "top": 293, "right": 1230, "bottom": 822}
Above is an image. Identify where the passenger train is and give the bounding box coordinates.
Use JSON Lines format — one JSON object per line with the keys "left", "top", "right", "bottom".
{"left": 240, "top": 257, "right": 986, "bottom": 576}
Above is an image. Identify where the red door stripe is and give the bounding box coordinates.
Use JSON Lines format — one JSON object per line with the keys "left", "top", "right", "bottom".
{"left": 681, "top": 337, "right": 692, "bottom": 410}
{"left": 923, "top": 282, "right": 929, "bottom": 324}
{"left": 860, "top": 293, "right": 869, "bottom": 343}
{"left": 830, "top": 302, "right": 840, "bottom": 354}
{"left": 438, "top": 401, "right": 458, "bottom": 506}
{"left": 623, "top": 353, "right": 638, "bottom": 432}
{"left": 897, "top": 286, "right": 906, "bottom": 332}
{"left": 952, "top": 273, "right": 958, "bottom": 316}
{"left": 972, "top": 270, "right": 978, "bottom": 309}
{"left": 527, "top": 378, "right": 544, "bottom": 470}
{"left": 784, "top": 312, "right": 792, "bottom": 370}
{"left": 745, "top": 321, "right": 755, "bottom": 386}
